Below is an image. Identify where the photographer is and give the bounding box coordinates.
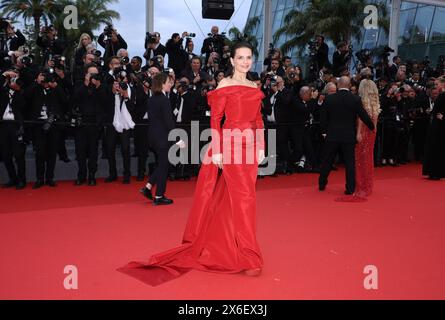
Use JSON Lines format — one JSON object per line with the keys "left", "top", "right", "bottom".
{"left": 332, "top": 41, "right": 352, "bottom": 77}
{"left": 395, "top": 84, "right": 414, "bottom": 164}
{"left": 423, "top": 78, "right": 445, "bottom": 180}
{"left": 0, "top": 70, "right": 27, "bottom": 189}
{"left": 0, "top": 19, "right": 26, "bottom": 70}
{"left": 73, "top": 52, "right": 96, "bottom": 84}
{"left": 202, "top": 52, "right": 220, "bottom": 77}
{"left": 98, "top": 25, "right": 128, "bottom": 64}
{"left": 184, "top": 38, "right": 197, "bottom": 62}
{"left": 26, "top": 68, "right": 68, "bottom": 188}
{"left": 166, "top": 32, "right": 189, "bottom": 78}
{"left": 181, "top": 56, "right": 209, "bottom": 91}
{"left": 284, "top": 65, "right": 305, "bottom": 96}
{"left": 263, "top": 45, "right": 282, "bottom": 72}
{"left": 201, "top": 26, "right": 225, "bottom": 65}
{"left": 262, "top": 76, "right": 295, "bottom": 174}
{"left": 103, "top": 60, "right": 136, "bottom": 184}
{"left": 389, "top": 55, "right": 402, "bottom": 81}
{"left": 72, "top": 64, "right": 107, "bottom": 186}
{"left": 116, "top": 48, "right": 132, "bottom": 74}
{"left": 144, "top": 31, "right": 166, "bottom": 64}
{"left": 47, "top": 54, "right": 73, "bottom": 163}
{"left": 36, "top": 25, "right": 64, "bottom": 66}
{"left": 219, "top": 45, "right": 231, "bottom": 72}
{"left": 411, "top": 80, "right": 436, "bottom": 161}
{"left": 314, "top": 35, "right": 330, "bottom": 71}
{"left": 132, "top": 69, "right": 153, "bottom": 181}
{"left": 269, "top": 58, "right": 285, "bottom": 77}
{"left": 13, "top": 53, "right": 38, "bottom": 88}
{"left": 169, "top": 76, "right": 198, "bottom": 180}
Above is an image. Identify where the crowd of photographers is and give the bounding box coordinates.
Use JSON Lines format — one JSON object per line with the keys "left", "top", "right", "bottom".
{"left": 1, "top": 18, "right": 444, "bottom": 189}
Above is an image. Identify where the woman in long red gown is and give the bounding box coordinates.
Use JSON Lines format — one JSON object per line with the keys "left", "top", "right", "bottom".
{"left": 118, "top": 42, "right": 266, "bottom": 286}
{"left": 337, "top": 77, "right": 381, "bottom": 202}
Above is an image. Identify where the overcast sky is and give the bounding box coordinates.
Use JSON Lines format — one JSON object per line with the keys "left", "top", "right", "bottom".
{"left": 104, "top": 0, "right": 253, "bottom": 59}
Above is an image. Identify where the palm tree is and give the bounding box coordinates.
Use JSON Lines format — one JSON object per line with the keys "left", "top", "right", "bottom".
{"left": 227, "top": 16, "right": 260, "bottom": 58}
{"left": 274, "top": 0, "right": 388, "bottom": 56}
{"left": 52, "top": 0, "right": 119, "bottom": 58}
{"left": 0, "top": 0, "right": 58, "bottom": 38}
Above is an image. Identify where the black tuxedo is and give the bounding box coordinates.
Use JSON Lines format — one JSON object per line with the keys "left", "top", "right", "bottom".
{"left": 26, "top": 83, "right": 67, "bottom": 183}
{"left": 147, "top": 93, "right": 175, "bottom": 197}
{"left": 166, "top": 38, "right": 188, "bottom": 77}
{"left": 319, "top": 89, "right": 374, "bottom": 193}
{"left": 0, "top": 86, "right": 27, "bottom": 184}
{"left": 72, "top": 82, "right": 107, "bottom": 181}
{"left": 103, "top": 84, "right": 137, "bottom": 179}
{"left": 263, "top": 88, "right": 298, "bottom": 171}
{"left": 143, "top": 43, "right": 167, "bottom": 63}
{"left": 180, "top": 70, "right": 209, "bottom": 91}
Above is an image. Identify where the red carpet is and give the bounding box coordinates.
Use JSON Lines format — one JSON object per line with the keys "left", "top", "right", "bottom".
{"left": 0, "top": 164, "right": 444, "bottom": 300}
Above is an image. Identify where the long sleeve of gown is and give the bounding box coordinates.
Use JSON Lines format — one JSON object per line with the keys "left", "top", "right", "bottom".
{"left": 256, "top": 102, "right": 265, "bottom": 151}
{"left": 207, "top": 90, "right": 226, "bottom": 155}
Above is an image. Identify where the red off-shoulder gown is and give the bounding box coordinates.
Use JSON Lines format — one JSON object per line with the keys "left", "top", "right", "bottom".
{"left": 118, "top": 85, "right": 266, "bottom": 286}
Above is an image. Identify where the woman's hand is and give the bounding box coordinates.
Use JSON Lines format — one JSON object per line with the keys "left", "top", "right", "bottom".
{"left": 212, "top": 153, "right": 223, "bottom": 169}
{"left": 437, "top": 113, "right": 443, "bottom": 121}
{"left": 356, "top": 132, "right": 362, "bottom": 143}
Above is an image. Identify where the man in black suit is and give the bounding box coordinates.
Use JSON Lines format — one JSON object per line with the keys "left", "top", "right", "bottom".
{"left": 166, "top": 32, "right": 188, "bottom": 78}
{"left": 0, "top": 22, "right": 26, "bottom": 70}
{"left": 319, "top": 76, "right": 375, "bottom": 194}
{"left": 332, "top": 42, "right": 352, "bottom": 77}
{"left": 0, "top": 70, "right": 27, "bottom": 189}
{"left": 263, "top": 76, "right": 294, "bottom": 174}
{"left": 143, "top": 32, "right": 167, "bottom": 65}
{"left": 181, "top": 56, "right": 209, "bottom": 91}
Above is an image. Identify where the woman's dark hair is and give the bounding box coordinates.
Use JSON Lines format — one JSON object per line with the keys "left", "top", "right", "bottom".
{"left": 171, "top": 33, "right": 180, "bottom": 40}
{"left": 152, "top": 73, "right": 169, "bottom": 95}
{"left": 225, "top": 42, "right": 255, "bottom": 80}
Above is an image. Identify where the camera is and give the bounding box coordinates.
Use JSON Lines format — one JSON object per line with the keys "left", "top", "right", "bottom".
{"left": 179, "top": 80, "right": 193, "bottom": 91}
{"left": 88, "top": 72, "right": 101, "bottom": 89}
{"left": 50, "top": 54, "right": 66, "bottom": 69}
{"left": 150, "top": 56, "right": 163, "bottom": 69}
{"left": 93, "top": 50, "right": 102, "bottom": 57}
{"left": 113, "top": 67, "right": 128, "bottom": 91}
{"left": 146, "top": 32, "right": 157, "bottom": 44}
{"left": 42, "top": 68, "right": 56, "bottom": 83}
{"left": 187, "top": 32, "right": 196, "bottom": 38}
{"left": 70, "top": 107, "right": 82, "bottom": 128}
{"left": 288, "top": 72, "right": 297, "bottom": 79}
{"left": 163, "top": 67, "right": 174, "bottom": 75}
{"left": 104, "top": 24, "right": 114, "bottom": 37}
{"left": 21, "top": 55, "right": 34, "bottom": 67}
{"left": 138, "top": 72, "right": 152, "bottom": 87}
{"left": 121, "top": 56, "right": 129, "bottom": 65}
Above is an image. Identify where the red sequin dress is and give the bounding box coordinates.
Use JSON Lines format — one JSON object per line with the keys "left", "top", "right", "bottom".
{"left": 337, "top": 115, "right": 377, "bottom": 202}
